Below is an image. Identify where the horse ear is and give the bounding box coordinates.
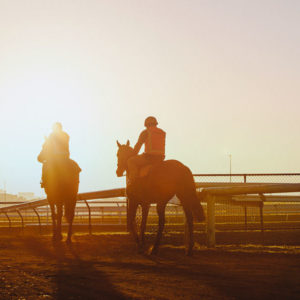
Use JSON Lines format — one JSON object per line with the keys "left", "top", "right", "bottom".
{"left": 126, "top": 140, "right": 130, "bottom": 146}
{"left": 117, "top": 140, "right": 121, "bottom": 148}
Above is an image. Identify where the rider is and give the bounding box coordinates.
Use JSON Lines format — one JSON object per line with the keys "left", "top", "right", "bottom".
{"left": 127, "top": 116, "right": 166, "bottom": 184}
{"left": 48, "top": 122, "right": 70, "bottom": 160}
{"left": 40, "top": 122, "right": 70, "bottom": 187}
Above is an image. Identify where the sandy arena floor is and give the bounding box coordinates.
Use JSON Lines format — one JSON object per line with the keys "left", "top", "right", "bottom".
{"left": 0, "top": 231, "right": 299, "bottom": 299}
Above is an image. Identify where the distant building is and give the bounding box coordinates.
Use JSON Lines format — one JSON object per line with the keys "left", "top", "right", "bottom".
{"left": 0, "top": 191, "right": 40, "bottom": 204}
{"left": 0, "top": 191, "right": 18, "bottom": 202}
{"left": 18, "top": 192, "right": 35, "bottom": 201}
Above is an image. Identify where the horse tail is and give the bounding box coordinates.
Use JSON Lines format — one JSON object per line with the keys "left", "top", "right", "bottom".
{"left": 180, "top": 167, "right": 205, "bottom": 222}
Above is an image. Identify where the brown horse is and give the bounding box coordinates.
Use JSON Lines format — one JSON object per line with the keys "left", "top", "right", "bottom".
{"left": 38, "top": 138, "right": 81, "bottom": 243}
{"left": 116, "top": 140, "right": 205, "bottom": 256}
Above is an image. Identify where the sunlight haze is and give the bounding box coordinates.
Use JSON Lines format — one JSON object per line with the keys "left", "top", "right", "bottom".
{"left": 0, "top": 0, "right": 299, "bottom": 196}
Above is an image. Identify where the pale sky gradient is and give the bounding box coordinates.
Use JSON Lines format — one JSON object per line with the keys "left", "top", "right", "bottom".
{"left": 0, "top": 0, "right": 299, "bottom": 196}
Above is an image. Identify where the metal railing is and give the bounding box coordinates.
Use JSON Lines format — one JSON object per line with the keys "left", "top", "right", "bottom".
{"left": 1, "top": 174, "right": 300, "bottom": 247}
{"left": 0, "top": 188, "right": 126, "bottom": 233}
{"left": 200, "top": 183, "right": 300, "bottom": 247}
{"left": 193, "top": 173, "right": 300, "bottom": 184}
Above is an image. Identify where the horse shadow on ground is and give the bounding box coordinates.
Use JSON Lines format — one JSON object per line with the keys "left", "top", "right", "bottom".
{"left": 106, "top": 244, "right": 300, "bottom": 300}
{"left": 20, "top": 235, "right": 300, "bottom": 300}
{"left": 21, "top": 236, "right": 127, "bottom": 300}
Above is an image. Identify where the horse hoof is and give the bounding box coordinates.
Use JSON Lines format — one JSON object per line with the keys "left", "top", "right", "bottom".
{"left": 52, "top": 233, "right": 63, "bottom": 242}
{"left": 148, "top": 245, "right": 158, "bottom": 256}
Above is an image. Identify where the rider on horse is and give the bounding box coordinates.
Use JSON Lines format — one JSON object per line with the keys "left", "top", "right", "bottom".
{"left": 48, "top": 122, "right": 70, "bottom": 159}
{"left": 116, "top": 118, "right": 205, "bottom": 255}
{"left": 127, "top": 116, "right": 166, "bottom": 185}
{"left": 39, "top": 122, "right": 70, "bottom": 187}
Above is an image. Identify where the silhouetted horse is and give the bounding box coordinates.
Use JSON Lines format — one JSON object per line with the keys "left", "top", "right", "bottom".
{"left": 38, "top": 139, "right": 81, "bottom": 243}
{"left": 116, "top": 140, "right": 205, "bottom": 256}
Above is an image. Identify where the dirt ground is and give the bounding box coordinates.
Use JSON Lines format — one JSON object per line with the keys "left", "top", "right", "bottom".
{"left": 0, "top": 230, "right": 299, "bottom": 300}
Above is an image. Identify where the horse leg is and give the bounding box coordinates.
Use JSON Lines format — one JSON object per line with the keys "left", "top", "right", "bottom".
{"left": 140, "top": 204, "right": 150, "bottom": 247}
{"left": 150, "top": 203, "right": 166, "bottom": 255}
{"left": 66, "top": 198, "right": 76, "bottom": 244}
{"left": 56, "top": 203, "right": 63, "bottom": 241}
{"left": 49, "top": 202, "right": 57, "bottom": 241}
{"left": 66, "top": 217, "right": 74, "bottom": 244}
{"left": 182, "top": 205, "right": 194, "bottom": 256}
{"left": 127, "top": 199, "right": 140, "bottom": 247}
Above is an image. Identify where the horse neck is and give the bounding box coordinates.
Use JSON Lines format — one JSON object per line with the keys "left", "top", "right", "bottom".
{"left": 39, "top": 150, "right": 64, "bottom": 163}
{"left": 40, "top": 141, "right": 60, "bottom": 162}
{"left": 118, "top": 148, "right": 135, "bottom": 176}
{"left": 125, "top": 148, "right": 136, "bottom": 164}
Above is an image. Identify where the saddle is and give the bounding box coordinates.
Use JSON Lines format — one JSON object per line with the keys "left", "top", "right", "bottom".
{"left": 41, "top": 158, "right": 81, "bottom": 188}
{"left": 139, "top": 164, "right": 153, "bottom": 178}
{"left": 138, "top": 161, "right": 163, "bottom": 179}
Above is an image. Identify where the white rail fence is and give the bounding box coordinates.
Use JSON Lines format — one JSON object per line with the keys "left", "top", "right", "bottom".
{"left": 0, "top": 188, "right": 126, "bottom": 234}
{"left": 200, "top": 183, "right": 300, "bottom": 247}
{"left": 1, "top": 183, "right": 300, "bottom": 247}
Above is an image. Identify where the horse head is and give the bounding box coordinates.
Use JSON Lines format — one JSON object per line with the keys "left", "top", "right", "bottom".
{"left": 116, "top": 140, "right": 135, "bottom": 177}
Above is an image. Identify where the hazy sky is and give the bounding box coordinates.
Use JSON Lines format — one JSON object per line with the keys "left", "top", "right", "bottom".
{"left": 0, "top": 0, "right": 299, "bottom": 196}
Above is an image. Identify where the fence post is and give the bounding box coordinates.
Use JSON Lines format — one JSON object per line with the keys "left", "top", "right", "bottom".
{"left": 4, "top": 213, "right": 11, "bottom": 229}
{"left": 259, "top": 194, "right": 265, "bottom": 233}
{"left": 16, "top": 209, "right": 24, "bottom": 231}
{"left": 33, "top": 208, "right": 42, "bottom": 234}
{"left": 84, "top": 200, "right": 92, "bottom": 235}
{"left": 206, "top": 194, "right": 216, "bottom": 248}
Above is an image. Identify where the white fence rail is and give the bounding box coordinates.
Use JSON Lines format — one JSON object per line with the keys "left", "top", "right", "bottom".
{"left": 200, "top": 183, "right": 300, "bottom": 247}
{"left": 1, "top": 183, "right": 300, "bottom": 247}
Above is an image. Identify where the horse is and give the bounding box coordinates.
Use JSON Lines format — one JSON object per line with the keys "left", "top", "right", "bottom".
{"left": 116, "top": 140, "right": 205, "bottom": 256}
{"left": 37, "top": 138, "right": 81, "bottom": 243}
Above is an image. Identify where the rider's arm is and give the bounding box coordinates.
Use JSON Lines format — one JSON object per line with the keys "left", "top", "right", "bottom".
{"left": 133, "top": 130, "right": 148, "bottom": 154}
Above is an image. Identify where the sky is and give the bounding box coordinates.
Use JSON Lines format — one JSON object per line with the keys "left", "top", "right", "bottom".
{"left": 0, "top": 0, "right": 299, "bottom": 196}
